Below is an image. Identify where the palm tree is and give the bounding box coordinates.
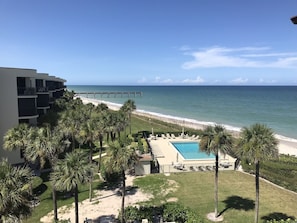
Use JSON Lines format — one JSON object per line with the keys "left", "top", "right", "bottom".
{"left": 114, "top": 111, "right": 128, "bottom": 139}
{"left": 59, "top": 108, "right": 84, "bottom": 150}
{"left": 3, "top": 123, "right": 37, "bottom": 197}
{"left": 121, "top": 99, "right": 136, "bottom": 134}
{"left": 53, "top": 90, "right": 76, "bottom": 112}
{"left": 3, "top": 123, "right": 35, "bottom": 165}
{"left": 51, "top": 150, "right": 94, "bottom": 223}
{"left": 105, "top": 112, "right": 119, "bottom": 142}
{"left": 96, "top": 102, "right": 109, "bottom": 112}
{"left": 104, "top": 140, "right": 139, "bottom": 223}
{"left": 96, "top": 111, "right": 108, "bottom": 172}
{"left": 200, "top": 125, "right": 233, "bottom": 218}
{"left": 0, "top": 159, "right": 32, "bottom": 222}
{"left": 24, "top": 125, "right": 70, "bottom": 222}
{"left": 237, "top": 123, "right": 278, "bottom": 223}
{"left": 78, "top": 115, "right": 99, "bottom": 202}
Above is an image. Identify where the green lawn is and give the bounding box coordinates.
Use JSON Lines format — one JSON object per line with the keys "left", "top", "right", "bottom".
{"left": 134, "top": 171, "right": 297, "bottom": 223}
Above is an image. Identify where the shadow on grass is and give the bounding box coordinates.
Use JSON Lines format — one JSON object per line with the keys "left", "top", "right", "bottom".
{"left": 33, "top": 183, "right": 48, "bottom": 196}
{"left": 95, "top": 185, "right": 140, "bottom": 201}
{"left": 218, "top": 195, "right": 255, "bottom": 216}
{"left": 261, "top": 212, "right": 296, "bottom": 221}
{"left": 96, "top": 180, "right": 120, "bottom": 191}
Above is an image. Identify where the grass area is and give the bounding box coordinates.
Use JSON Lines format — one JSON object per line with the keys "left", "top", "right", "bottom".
{"left": 134, "top": 171, "right": 297, "bottom": 223}
{"left": 24, "top": 173, "right": 103, "bottom": 223}
{"left": 131, "top": 114, "right": 200, "bottom": 136}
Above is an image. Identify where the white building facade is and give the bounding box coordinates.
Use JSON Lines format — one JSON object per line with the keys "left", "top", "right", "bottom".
{"left": 0, "top": 67, "right": 66, "bottom": 164}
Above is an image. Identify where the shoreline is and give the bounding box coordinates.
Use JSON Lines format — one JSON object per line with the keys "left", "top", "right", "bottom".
{"left": 78, "top": 96, "right": 297, "bottom": 156}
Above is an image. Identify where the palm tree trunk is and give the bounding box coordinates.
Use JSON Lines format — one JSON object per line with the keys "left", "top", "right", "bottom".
{"left": 72, "top": 132, "right": 75, "bottom": 151}
{"left": 214, "top": 154, "right": 219, "bottom": 217}
{"left": 121, "top": 170, "right": 126, "bottom": 223}
{"left": 129, "top": 113, "right": 132, "bottom": 134}
{"left": 255, "top": 160, "right": 260, "bottom": 223}
{"left": 89, "top": 175, "right": 93, "bottom": 202}
{"left": 74, "top": 184, "right": 79, "bottom": 223}
{"left": 24, "top": 157, "right": 34, "bottom": 196}
{"left": 106, "top": 132, "right": 109, "bottom": 142}
{"left": 52, "top": 187, "right": 58, "bottom": 222}
{"left": 89, "top": 144, "right": 93, "bottom": 202}
{"left": 98, "top": 142, "right": 103, "bottom": 172}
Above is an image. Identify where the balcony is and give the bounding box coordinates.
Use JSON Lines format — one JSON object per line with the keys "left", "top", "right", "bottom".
{"left": 46, "top": 80, "right": 66, "bottom": 92}
{"left": 18, "top": 98, "right": 38, "bottom": 118}
{"left": 18, "top": 107, "right": 38, "bottom": 117}
{"left": 17, "top": 87, "right": 36, "bottom": 96}
{"left": 36, "top": 87, "right": 49, "bottom": 93}
{"left": 37, "top": 94, "right": 50, "bottom": 108}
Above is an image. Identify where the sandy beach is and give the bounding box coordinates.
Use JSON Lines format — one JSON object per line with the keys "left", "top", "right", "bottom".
{"left": 79, "top": 96, "right": 297, "bottom": 157}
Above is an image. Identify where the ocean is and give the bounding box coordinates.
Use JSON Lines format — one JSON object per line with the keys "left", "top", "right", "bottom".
{"left": 67, "top": 85, "right": 297, "bottom": 141}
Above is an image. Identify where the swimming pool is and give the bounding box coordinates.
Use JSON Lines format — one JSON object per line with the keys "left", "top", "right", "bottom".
{"left": 171, "top": 142, "right": 215, "bottom": 160}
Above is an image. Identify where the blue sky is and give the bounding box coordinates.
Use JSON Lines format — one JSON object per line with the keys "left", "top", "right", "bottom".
{"left": 1, "top": 0, "right": 297, "bottom": 85}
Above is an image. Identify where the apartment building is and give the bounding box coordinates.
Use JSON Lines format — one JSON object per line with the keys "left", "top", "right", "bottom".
{"left": 0, "top": 67, "right": 66, "bottom": 164}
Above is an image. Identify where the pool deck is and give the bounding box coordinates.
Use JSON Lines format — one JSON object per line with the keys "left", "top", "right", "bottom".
{"left": 148, "top": 134, "right": 237, "bottom": 173}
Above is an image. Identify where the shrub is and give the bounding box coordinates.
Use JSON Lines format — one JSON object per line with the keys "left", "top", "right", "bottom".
{"left": 241, "top": 154, "right": 297, "bottom": 193}
{"left": 123, "top": 203, "right": 204, "bottom": 223}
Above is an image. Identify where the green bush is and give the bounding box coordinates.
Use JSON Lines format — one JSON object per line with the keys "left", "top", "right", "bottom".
{"left": 141, "top": 138, "right": 149, "bottom": 153}
{"left": 163, "top": 203, "right": 188, "bottom": 222}
{"left": 241, "top": 154, "right": 297, "bottom": 193}
{"left": 123, "top": 203, "right": 204, "bottom": 223}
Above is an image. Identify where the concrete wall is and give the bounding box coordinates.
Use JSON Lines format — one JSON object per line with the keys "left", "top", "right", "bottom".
{"left": 0, "top": 67, "right": 66, "bottom": 165}
{"left": 135, "top": 161, "right": 151, "bottom": 175}
{"left": 0, "top": 69, "right": 24, "bottom": 164}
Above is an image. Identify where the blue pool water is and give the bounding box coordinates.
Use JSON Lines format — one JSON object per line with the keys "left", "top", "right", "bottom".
{"left": 171, "top": 142, "right": 215, "bottom": 160}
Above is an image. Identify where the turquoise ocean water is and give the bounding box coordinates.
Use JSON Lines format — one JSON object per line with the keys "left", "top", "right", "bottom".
{"left": 67, "top": 85, "right": 297, "bottom": 141}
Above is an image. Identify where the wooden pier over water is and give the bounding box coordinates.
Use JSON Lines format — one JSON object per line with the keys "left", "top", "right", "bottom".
{"left": 75, "top": 91, "right": 143, "bottom": 98}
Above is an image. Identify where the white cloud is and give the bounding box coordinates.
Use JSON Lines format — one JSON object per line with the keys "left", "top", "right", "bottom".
{"left": 258, "top": 78, "right": 277, "bottom": 84}
{"left": 230, "top": 77, "right": 248, "bottom": 84}
{"left": 182, "top": 46, "right": 297, "bottom": 69}
{"left": 154, "top": 76, "right": 161, "bottom": 82}
{"left": 137, "top": 77, "right": 147, "bottom": 83}
{"left": 154, "top": 76, "right": 173, "bottom": 84}
{"left": 179, "top": 45, "right": 191, "bottom": 51}
{"left": 182, "top": 76, "right": 205, "bottom": 84}
{"left": 162, "top": 79, "right": 173, "bottom": 83}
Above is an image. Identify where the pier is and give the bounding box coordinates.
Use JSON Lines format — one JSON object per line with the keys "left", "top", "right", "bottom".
{"left": 75, "top": 91, "right": 143, "bottom": 98}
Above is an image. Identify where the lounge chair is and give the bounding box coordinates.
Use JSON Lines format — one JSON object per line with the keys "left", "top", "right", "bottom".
{"left": 220, "top": 162, "right": 231, "bottom": 168}
{"left": 166, "top": 133, "right": 171, "bottom": 138}
{"left": 198, "top": 166, "right": 206, "bottom": 171}
{"left": 171, "top": 133, "right": 176, "bottom": 139}
{"left": 161, "top": 134, "right": 166, "bottom": 139}
{"left": 206, "top": 166, "right": 213, "bottom": 171}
